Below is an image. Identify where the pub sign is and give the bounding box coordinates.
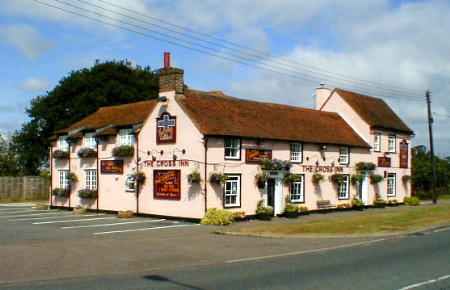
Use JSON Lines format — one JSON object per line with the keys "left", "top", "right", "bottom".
{"left": 100, "top": 160, "right": 124, "bottom": 174}
{"left": 245, "top": 149, "right": 272, "bottom": 163}
{"left": 156, "top": 112, "right": 176, "bottom": 144}
{"left": 399, "top": 140, "right": 409, "bottom": 168}
{"left": 378, "top": 156, "right": 391, "bottom": 168}
{"left": 154, "top": 170, "right": 181, "bottom": 200}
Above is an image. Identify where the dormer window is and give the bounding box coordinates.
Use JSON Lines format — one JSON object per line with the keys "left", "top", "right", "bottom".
{"left": 118, "top": 129, "right": 135, "bottom": 145}
{"left": 84, "top": 133, "right": 97, "bottom": 149}
{"left": 58, "top": 136, "right": 69, "bottom": 152}
{"left": 387, "top": 134, "right": 396, "bottom": 153}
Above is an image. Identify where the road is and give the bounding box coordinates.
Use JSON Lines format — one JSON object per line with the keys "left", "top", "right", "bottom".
{"left": 0, "top": 205, "right": 449, "bottom": 290}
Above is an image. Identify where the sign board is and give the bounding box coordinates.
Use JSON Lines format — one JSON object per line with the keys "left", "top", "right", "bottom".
{"left": 378, "top": 157, "right": 391, "bottom": 168}
{"left": 100, "top": 160, "right": 124, "bottom": 174}
{"left": 245, "top": 149, "right": 272, "bottom": 163}
{"left": 156, "top": 112, "right": 176, "bottom": 144}
{"left": 301, "top": 165, "right": 344, "bottom": 174}
{"left": 142, "top": 159, "right": 189, "bottom": 168}
{"left": 399, "top": 140, "right": 409, "bottom": 169}
{"left": 154, "top": 170, "right": 181, "bottom": 200}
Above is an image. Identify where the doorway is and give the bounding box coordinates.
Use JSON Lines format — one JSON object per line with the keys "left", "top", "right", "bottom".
{"left": 267, "top": 178, "right": 275, "bottom": 209}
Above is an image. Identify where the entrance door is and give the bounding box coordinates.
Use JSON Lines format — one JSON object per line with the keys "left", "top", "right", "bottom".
{"left": 361, "top": 173, "right": 370, "bottom": 205}
{"left": 267, "top": 178, "right": 275, "bottom": 209}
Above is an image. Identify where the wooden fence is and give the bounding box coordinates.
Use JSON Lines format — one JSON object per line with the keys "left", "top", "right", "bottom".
{"left": 0, "top": 177, "right": 50, "bottom": 201}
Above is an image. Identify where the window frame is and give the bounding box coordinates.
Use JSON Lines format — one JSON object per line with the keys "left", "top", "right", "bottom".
{"left": 224, "top": 137, "right": 241, "bottom": 160}
{"left": 290, "top": 143, "right": 303, "bottom": 163}
{"left": 338, "top": 175, "right": 350, "bottom": 200}
{"left": 58, "top": 136, "right": 69, "bottom": 152}
{"left": 387, "top": 134, "right": 397, "bottom": 153}
{"left": 85, "top": 169, "right": 97, "bottom": 191}
{"left": 84, "top": 132, "right": 97, "bottom": 149}
{"left": 118, "top": 128, "right": 135, "bottom": 146}
{"left": 338, "top": 146, "right": 350, "bottom": 165}
{"left": 223, "top": 174, "right": 241, "bottom": 208}
{"left": 289, "top": 174, "right": 305, "bottom": 203}
{"left": 58, "top": 169, "right": 70, "bottom": 190}
{"left": 387, "top": 173, "right": 396, "bottom": 197}
{"left": 373, "top": 133, "right": 381, "bottom": 152}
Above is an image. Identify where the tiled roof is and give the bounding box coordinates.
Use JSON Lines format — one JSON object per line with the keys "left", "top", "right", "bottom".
{"left": 177, "top": 89, "right": 370, "bottom": 148}
{"left": 335, "top": 89, "right": 414, "bottom": 135}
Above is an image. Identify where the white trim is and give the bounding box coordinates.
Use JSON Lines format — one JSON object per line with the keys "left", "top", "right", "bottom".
{"left": 338, "top": 146, "right": 350, "bottom": 165}
{"left": 85, "top": 169, "right": 97, "bottom": 190}
{"left": 290, "top": 175, "right": 305, "bottom": 203}
{"left": 290, "top": 143, "right": 303, "bottom": 163}
{"left": 224, "top": 137, "right": 241, "bottom": 160}
{"left": 387, "top": 173, "right": 396, "bottom": 197}
{"left": 388, "top": 134, "right": 397, "bottom": 153}
{"left": 373, "top": 133, "right": 381, "bottom": 152}
{"left": 338, "top": 175, "right": 350, "bottom": 199}
{"left": 224, "top": 175, "right": 241, "bottom": 207}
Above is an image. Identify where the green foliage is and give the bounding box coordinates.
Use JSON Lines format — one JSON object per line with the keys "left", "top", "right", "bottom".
{"left": 255, "top": 200, "right": 274, "bottom": 220}
{"left": 330, "top": 174, "right": 345, "bottom": 185}
{"left": 209, "top": 173, "right": 227, "bottom": 185}
{"left": 255, "top": 172, "right": 268, "bottom": 189}
{"left": 0, "top": 135, "right": 20, "bottom": 176}
{"left": 78, "top": 189, "right": 98, "bottom": 199}
{"left": 351, "top": 174, "right": 364, "bottom": 186}
{"left": 112, "top": 145, "right": 134, "bottom": 158}
{"left": 355, "top": 162, "right": 376, "bottom": 172}
{"left": 373, "top": 199, "right": 387, "bottom": 208}
{"left": 283, "top": 173, "right": 301, "bottom": 185}
{"left": 200, "top": 208, "right": 235, "bottom": 225}
{"left": 52, "top": 149, "right": 69, "bottom": 159}
{"left": 52, "top": 188, "right": 70, "bottom": 198}
{"left": 387, "top": 199, "right": 399, "bottom": 207}
{"left": 261, "top": 158, "right": 291, "bottom": 171}
{"left": 298, "top": 206, "right": 309, "bottom": 214}
{"left": 351, "top": 198, "right": 364, "bottom": 210}
{"left": 11, "top": 60, "right": 158, "bottom": 175}
{"left": 312, "top": 173, "right": 324, "bottom": 185}
{"left": 370, "top": 174, "right": 384, "bottom": 184}
{"left": 68, "top": 172, "right": 78, "bottom": 183}
{"left": 404, "top": 196, "right": 420, "bottom": 206}
{"left": 188, "top": 170, "right": 201, "bottom": 184}
{"left": 284, "top": 203, "right": 299, "bottom": 218}
{"left": 77, "top": 147, "right": 97, "bottom": 158}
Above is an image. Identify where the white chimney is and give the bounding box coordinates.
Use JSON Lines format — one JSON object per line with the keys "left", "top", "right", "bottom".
{"left": 315, "top": 83, "right": 332, "bottom": 110}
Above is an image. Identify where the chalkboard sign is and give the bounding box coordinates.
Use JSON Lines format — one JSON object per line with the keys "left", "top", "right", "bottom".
{"left": 246, "top": 149, "right": 272, "bottom": 163}
{"left": 154, "top": 170, "right": 181, "bottom": 200}
{"left": 100, "top": 160, "right": 124, "bottom": 174}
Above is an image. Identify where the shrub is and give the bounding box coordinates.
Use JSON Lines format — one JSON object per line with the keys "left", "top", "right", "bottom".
{"left": 387, "top": 199, "right": 399, "bottom": 207}
{"left": 53, "top": 149, "right": 69, "bottom": 159}
{"left": 188, "top": 171, "right": 201, "bottom": 184}
{"left": 200, "top": 208, "right": 235, "bottom": 225}
{"left": 298, "top": 206, "right": 309, "bottom": 215}
{"left": 255, "top": 172, "right": 268, "bottom": 189}
{"left": 330, "top": 174, "right": 345, "bottom": 185}
{"left": 312, "top": 173, "right": 324, "bottom": 185}
{"left": 351, "top": 198, "right": 364, "bottom": 210}
{"left": 231, "top": 211, "right": 246, "bottom": 221}
{"left": 284, "top": 203, "right": 299, "bottom": 218}
{"left": 77, "top": 147, "right": 97, "bottom": 158}
{"left": 351, "top": 174, "right": 364, "bottom": 186}
{"left": 261, "top": 158, "right": 291, "bottom": 171}
{"left": 373, "top": 198, "right": 386, "bottom": 208}
{"left": 355, "top": 162, "right": 376, "bottom": 172}
{"left": 255, "top": 200, "right": 274, "bottom": 220}
{"left": 209, "top": 173, "right": 227, "bottom": 185}
{"left": 404, "top": 196, "right": 420, "bottom": 206}
{"left": 78, "top": 189, "right": 98, "bottom": 199}
{"left": 370, "top": 174, "right": 384, "bottom": 184}
{"left": 283, "top": 173, "right": 301, "bottom": 185}
{"left": 52, "top": 188, "right": 70, "bottom": 198}
{"left": 112, "top": 145, "right": 134, "bottom": 158}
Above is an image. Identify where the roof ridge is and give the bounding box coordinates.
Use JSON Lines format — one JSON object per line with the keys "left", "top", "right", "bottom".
{"left": 98, "top": 99, "right": 156, "bottom": 111}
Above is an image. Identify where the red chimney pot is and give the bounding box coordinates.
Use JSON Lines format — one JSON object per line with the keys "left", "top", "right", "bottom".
{"left": 164, "top": 52, "right": 171, "bottom": 68}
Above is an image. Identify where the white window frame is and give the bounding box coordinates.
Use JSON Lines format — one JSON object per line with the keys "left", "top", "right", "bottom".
{"left": 290, "top": 175, "right": 305, "bottom": 203}
{"left": 84, "top": 133, "right": 97, "bottom": 149}
{"left": 125, "top": 174, "right": 137, "bottom": 192}
{"left": 224, "top": 137, "right": 241, "bottom": 160}
{"left": 387, "top": 173, "right": 396, "bottom": 197}
{"left": 338, "top": 146, "right": 350, "bottom": 165}
{"left": 58, "top": 136, "right": 69, "bottom": 152}
{"left": 85, "top": 169, "right": 97, "bottom": 190}
{"left": 388, "top": 134, "right": 396, "bottom": 153}
{"left": 338, "top": 175, "right": 350, "bottom": 200}
{"left": 224, "top": 175, "right": 241, "bottom": 208}
{"left": 373, "top": 133, "right": 381, "bottom": 152}
{"left": 118, "top": 128, "right": 135, "bottom": 146}
{"left": 290, "top": 143, "right": 303, "bottom": 163}
{"left": 58, "top": 170, "right": 69, "bottom": 189}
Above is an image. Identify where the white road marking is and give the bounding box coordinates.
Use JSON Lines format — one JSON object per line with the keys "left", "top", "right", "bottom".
{"left": 397, "top": 274, "right": 450, "bottom": 290}
{"left": 61, "top": 219, "right": 166, "bottom": 229}
{"left": 3, "top": 212, "right": 65, "bottom": 218}
{"left": 0, "top": 210, "right": 51, "bottom": 217}
{"left": 9, "top": 213, "right": 77, "bottom": 221}
{"left": 93, "top": 224, "right": 199, "bottom": 235}
{"left": 0, "top": 203, "right": 34, "bottom": 207}
{"left": 33, "top": 216, "right": 112, "bottom": 225}
{"left": 433, "top": 227, "right": 450, "bottom": 233}
{"left": 226, "top": 238, "right": 386, "bottom": 264}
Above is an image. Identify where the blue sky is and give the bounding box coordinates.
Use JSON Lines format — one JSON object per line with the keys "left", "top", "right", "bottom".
{"left": 0, "top": 0, "right": 449, "bottom": 155}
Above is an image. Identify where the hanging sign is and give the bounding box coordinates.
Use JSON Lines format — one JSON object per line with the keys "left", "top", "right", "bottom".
{"left": 399, "top": 140, "right": 409, "bottom": 168}
{"left": 154, "top": 170, "right": 181, "bottom": 200}
{"left": 156, "top": 112, "right": 176, "bottom": 144}
{"left": 378, "top": 156, "right": 391, "bottom": 168}
{"left": 100, "top": 160, "right": 124, "bottom": 174}
{"left": 245, "top": 149, "right": 272, "bottom": 163}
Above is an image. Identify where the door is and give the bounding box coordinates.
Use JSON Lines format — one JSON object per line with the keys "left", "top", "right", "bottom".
{"left": 267, "top": 178, "right": 275, "bottom": 209}
{"left": 361, "top": 173, "right": 370, "bottom": 205}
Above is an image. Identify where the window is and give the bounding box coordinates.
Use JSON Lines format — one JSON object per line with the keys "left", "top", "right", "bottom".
{"left": 338, "top": 175, "right": 350, "bottom": 199}
{"left": 290, "top": 175, "right": 305, "bottom": 203}
{"left": 58, "top": 136, "right": 69, "bottom": 152}
{"left": 118, "top": 129, "right": 135, "bottom": 145}
{"left": 224, "top": 175, "right": 240, "bottom": 207}
{"left": 224, "top": 138, "right": 241, "bottom": 160}
{"left": 85, "top": 169, "right": 97, "bottom": 190}
{"left": 59, "top": 170, "right": 69, "bottom": 189}
{"left": 373, "top": 133, "right": 381, "bottom": 152}
{"left": 125, "top": 174, "right": 136, "bottom": 192}
{"left": 387, "top": 173, "right": 396, "bottom": 197}
{"left": 84, "top": 133, "right": 97, "bottom": 149}
{"left": 388, "top": 134, "right": 396, "bottom": 153}
{"left": 338, "top": 146, "right": 350, "bottom": 165}
{"left": 290, "top": 143, "right": 303, "bottom": 163}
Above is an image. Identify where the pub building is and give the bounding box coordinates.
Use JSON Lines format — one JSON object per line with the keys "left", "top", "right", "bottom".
{"left": 49, "top": 53, "right": 414, "bottom": 219}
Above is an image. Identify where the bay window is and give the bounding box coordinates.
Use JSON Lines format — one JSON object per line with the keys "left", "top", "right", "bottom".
{"left": 224, "top": 137, "right": 241, "bottom": 160}
{"left": 224, "top": 175, "right": 240, "bottom": 207}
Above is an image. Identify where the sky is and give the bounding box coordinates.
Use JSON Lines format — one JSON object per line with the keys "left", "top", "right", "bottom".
{"left": 0, "top": 0, "right": 449, "bottom": 155}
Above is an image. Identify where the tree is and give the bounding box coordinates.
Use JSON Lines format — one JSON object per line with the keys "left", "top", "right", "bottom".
{"left": 0, "top": 133, "right": 20, "bottom": 176}
{"left": 11, "top": 60, "right": 159, "bottom": 175}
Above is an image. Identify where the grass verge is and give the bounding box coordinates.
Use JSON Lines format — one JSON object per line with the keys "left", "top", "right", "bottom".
{"left": 229, "top": 203, "right": 450, "bottom": 236}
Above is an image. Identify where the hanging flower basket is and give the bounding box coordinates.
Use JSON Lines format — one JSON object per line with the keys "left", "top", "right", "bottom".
{"left": 351, "top": 174, "right": 364, "bottom": 186}
{"left": 355, "top": 162, "right": 376, "bottom": 173}
{"left": 112, "top": 145, "right": 135, "bottom": 158}
{"left": 68, "top": 172, "right": 78, "bottom": 183}
{"left": 402, "top": 175, "right": 411, "bottom": 183}
{"left": 312, "top": 173, "right": 324, "bottom": 185}
{"left": 53, "top": 149, "right": 69, "bottom": 159}
{"left": 255, "top": 172, "right": 268, "bottom": 189}
{"left": 209, "top": 173, "right": 227, "bottom": 185}
{"left": 370, "top": 174, "right": 384, "bottom": 184}
{"left": 52, "top": 188, "right": 70, "bottom": 198}
{"left": 77, "top": 147, "right": 97, "bottom": 158}
{"left": 188, "top": 171, "right": 201, "bottom": 184}
{"left": 330, "top": 174, "right": 345, "bottom": 185}
{"left": 131, "top": 172, "right": 146, "bottom": 184}
{"left": 78, "top": 189, "right": 98, "bottom": 199}
{"left": 283, "top": 173, "right": 301, "bottom": 185}
{"left": 261, "top": 158, "right": 291, "bottom": 171}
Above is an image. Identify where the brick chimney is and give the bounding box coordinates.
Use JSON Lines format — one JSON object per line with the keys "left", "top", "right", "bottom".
{"left": 158, "top": 52, "right": 184, "bottom": 94}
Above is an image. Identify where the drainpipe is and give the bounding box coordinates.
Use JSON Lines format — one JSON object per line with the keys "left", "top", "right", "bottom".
{"left": 135, "top": 133, "right": 140, "bottom": 215}
{"left": 96, "top": 142, "right": 99, "bottom": 213}
{"left": 68, "top": 142, "right": 71, "bottom": 209}
{"left": 49, "top": 147, "right": 53, "bottom": 207}
{"left": 204, "top": 136, "right": 208, "bottom": 214}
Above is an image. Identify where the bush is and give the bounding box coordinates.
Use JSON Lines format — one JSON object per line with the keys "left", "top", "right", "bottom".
{"left": 53, "top": 149, "right": 69, "bottom": 159}
{"left": 404, "top": 196, "right": 420, "bottom": 206}
{"left": 77, "top": 147, "right": 97, "bottom": 158}
{"left": 255, "top": 172, "right": 268, "bottom": 189}
{"left": 112, "top": 145, "right": 134, "bottom": 158}
{"left": 370, "top": 174, "right": 384, "bottom": 184}
{"left": 312, "top": 173, "right": 324, "bottom": 185}
{"left": 255, "top": 200, "right": 274, "bottom": 220}
{"left": 200, "top": 208, "right": 235, "bottom": 225}
{"left": 373, "top": 199, "right": 386, "bottom": 208}
{"left": 209, "top": 173, "right": 227, "bottom": 185}
{"left": 188, "top": 171, "right": 201, "bottom": 184}
{"left": 284, "top": 203, "right": 299, "bottom": 218}
{"left": 351, "top": 198, "right": 364, "bottom": 210}
{"left": 387, "top": 199, "right": 399, "bottom": 207}
{"left": 231, "top": 211, "right": 246, "bottom": 221}
{"left": 78, "top": 189, "right": 98, "bottom": 199}
{"left": 298, "top": 206, "right": 309, "bottom": 215}
{"left": 52, "top": 188, "right": 70, "bottom": 198}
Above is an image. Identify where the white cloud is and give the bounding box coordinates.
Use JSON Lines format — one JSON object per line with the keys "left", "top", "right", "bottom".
{"left": 20, "top": 78, "right": 49, "bottom": 92}
{"left": 0, "top": 24, "right": 52, "bottom": 59}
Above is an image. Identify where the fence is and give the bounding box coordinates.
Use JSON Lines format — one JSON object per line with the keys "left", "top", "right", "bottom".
{"left": 0, "top": 176, "right": 50, "bottom": 201}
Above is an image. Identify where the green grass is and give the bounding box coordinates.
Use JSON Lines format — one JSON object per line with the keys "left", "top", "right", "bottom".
{"left": 235, "top": 203, "right": 450, "bottom": 236}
